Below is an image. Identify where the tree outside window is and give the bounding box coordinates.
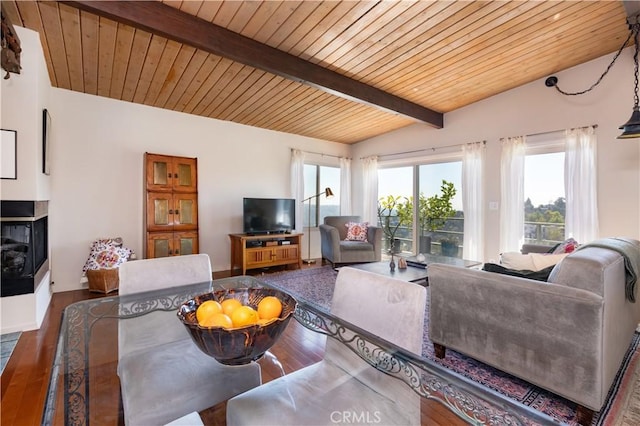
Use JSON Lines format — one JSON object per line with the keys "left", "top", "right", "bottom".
{"left": 377, "top": 161, "right": 464, "bottom": 257}
{"left": 524, "top": 151, "right": 565, "bottom": 245}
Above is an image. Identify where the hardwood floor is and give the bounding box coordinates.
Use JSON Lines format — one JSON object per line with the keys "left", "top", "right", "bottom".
{"left": 0, "top": 260, "right": 464, "bottom": 425}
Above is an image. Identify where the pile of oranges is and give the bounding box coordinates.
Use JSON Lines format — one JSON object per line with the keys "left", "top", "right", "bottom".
{"left": 195, "top": 295, "right": 283, "bottom": 329}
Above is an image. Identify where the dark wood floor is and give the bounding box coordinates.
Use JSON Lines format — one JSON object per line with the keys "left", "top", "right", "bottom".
{"left": 0, "top": 260, "right": 465, "bottom": 425}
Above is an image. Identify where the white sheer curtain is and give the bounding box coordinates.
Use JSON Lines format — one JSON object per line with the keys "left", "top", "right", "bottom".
{"left": 565, "top": 126, "right": 599, "bottom": 243}
{"left": 361, "top": 156, "right": 379, "bottom": 224}
{"left": 339, "top": 157, "right": 352, "bottom": 215}
{"left": 500, "top": 136, "right": 526, "bottom": 253}
{"left": 462, "top": 142, "right": 485, "bottom": 261}
{"left": 290, "top": 149, "right": 305, "bottom": 234}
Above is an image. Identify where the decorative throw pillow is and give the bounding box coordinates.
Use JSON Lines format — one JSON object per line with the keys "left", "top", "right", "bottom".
{"left": 83, "top": 238, "right": 133, "bottom": 272}
{"left": 500, "top": 252, "right": 536, "bottom": 270}
{"left": 530, "top": 253, "right": 569, "bottom": 270}
{"left": 345, "top": 222, "right": 369, "bottom": 242}
{"left": 552, "top": 237, "right": 579, "bottom": 254}
{"left": 500, "top": 252, "right": 568, "bottom": 272}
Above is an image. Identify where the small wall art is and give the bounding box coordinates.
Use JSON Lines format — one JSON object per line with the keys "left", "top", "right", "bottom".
{"left": 43, "top": 108, "right": 51, "bottom": 175}
{"left": 1, "top": 129, "right": 17, "bottom": 179}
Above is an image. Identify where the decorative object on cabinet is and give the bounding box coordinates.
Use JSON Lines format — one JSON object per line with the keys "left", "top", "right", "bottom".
{"left": 144, "top": 153, "right": 199, "bottom": 258}
{"left": 1, "top": 129, "right": 16, "bottom": 179}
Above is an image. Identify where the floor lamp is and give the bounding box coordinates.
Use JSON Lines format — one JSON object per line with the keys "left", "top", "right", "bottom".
{"left": 303, "top": 187, "right": 334, "bottom": 264}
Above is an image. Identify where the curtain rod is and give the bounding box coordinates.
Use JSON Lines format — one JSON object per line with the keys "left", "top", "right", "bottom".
{"left": 361, "top": 140, "right": 485, "bottom": 160}
{"left": 293, "top": 149, "right": 347, "bottom": 159}
{"left": 505, "top": 124, "right": 599, "bottom": 140}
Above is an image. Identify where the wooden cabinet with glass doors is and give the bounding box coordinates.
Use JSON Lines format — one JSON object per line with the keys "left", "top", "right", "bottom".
{"left": 144, "top": 153, "right": 199, "bottom": 258}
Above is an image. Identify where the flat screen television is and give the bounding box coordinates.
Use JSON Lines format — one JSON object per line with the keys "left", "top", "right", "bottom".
{"left": 243, "top": 197, "right": 296, "bottom": 235}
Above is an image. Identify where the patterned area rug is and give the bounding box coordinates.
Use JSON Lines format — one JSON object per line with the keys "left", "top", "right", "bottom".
{"left": 259, "top": 266, "right": 640, "bottom": 426}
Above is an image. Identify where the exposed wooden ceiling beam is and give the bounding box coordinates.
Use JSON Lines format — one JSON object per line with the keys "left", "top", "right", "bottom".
{"left": 61, "top": 0, "right": 443, "bottom": 128}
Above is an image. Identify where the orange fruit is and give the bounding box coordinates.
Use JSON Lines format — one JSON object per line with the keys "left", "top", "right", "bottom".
{"left": 230, "top": 305, "right": 259, "bottom": 328}
{"left": 200, "top": 313, "right": 233, "bottom": 328}
{"left": 196, "top": 300, "right": 222, "bottom": 325}
{"left": 257, "top": 296, "right": 283, "bottom": 320}
{"left": 221, "top": 298, "right": 242, "bottom": 317}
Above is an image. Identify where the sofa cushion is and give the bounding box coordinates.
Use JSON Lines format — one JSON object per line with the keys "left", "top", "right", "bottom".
{"left": 500, "top": 252, "right": 568, "bottom": 271}
{"left": 345, "top": 222, "right": 369, "bottom": 242}
{"left": 339, "top": 240, "right": 374, "bottom": 251}
{"left": 482, "top": 263, "right": 556, "bottom": 282}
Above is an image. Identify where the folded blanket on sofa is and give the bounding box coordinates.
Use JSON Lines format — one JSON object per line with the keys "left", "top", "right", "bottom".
{"left": 578, "top": 238, "right": 640, "bottom": 302}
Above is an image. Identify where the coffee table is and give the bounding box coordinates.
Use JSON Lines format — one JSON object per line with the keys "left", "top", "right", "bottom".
{"left": 349, "top": 254, "right": 482, "bottom": 284}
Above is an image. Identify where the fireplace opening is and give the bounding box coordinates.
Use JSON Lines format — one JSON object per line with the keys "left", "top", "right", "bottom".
{"left": 1, "top": 201, "right": 49, "bottom": 297}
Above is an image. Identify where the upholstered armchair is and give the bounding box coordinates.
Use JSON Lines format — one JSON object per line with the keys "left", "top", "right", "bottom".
{"left": 319, "top": 215, "right": 382, "bottom": 266}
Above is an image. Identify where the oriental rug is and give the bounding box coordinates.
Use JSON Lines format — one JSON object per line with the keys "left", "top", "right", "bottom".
{"left": 259, "top": 265, "right": 640, "bottom": 426}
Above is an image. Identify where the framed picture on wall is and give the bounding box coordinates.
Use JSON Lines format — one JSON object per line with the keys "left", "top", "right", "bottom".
{"left": 1, "top": 129, "right": 17, "bottom": 179}
{"left": 43, "top": 108, "right": 51, "bottom": 175}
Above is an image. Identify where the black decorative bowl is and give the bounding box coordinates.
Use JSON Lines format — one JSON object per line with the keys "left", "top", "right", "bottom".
{"left": 177, "top": 287, "right": 297, "bottom": 365}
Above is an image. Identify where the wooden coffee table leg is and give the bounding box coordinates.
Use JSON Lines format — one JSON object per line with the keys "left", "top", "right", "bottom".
{"left": 433, "top": 343, "right": 446, "bottom": 359}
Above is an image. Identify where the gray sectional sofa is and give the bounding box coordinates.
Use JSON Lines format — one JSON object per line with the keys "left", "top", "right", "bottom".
{"left": 428, "top": 240, "right": 640, "bottom": 425}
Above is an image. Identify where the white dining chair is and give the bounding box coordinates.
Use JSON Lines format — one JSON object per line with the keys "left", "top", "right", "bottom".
{"left": 117, "top": 254, "right": 262, "bottom": 425}
{"left": 226, "top": 266, "right": 427, "bottom": 425}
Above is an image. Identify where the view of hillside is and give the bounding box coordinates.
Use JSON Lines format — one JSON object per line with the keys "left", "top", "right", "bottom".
{"left": 525, "top": 197, "right": 566, "bottom": 243}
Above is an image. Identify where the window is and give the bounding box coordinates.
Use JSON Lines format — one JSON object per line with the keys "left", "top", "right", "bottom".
{"left": 377, "top": 160, "right": 463, "bottom": 257}
{"left": 524, "top": 151, "right": 565, "bottom": 245}
{"left": 303, "top": 164, "right": 340, "bottom": 227}
{"left": 418, "top": 161, "right": 463, "bottom": 257}
{"left": 378, "top": 167, "right": 413, "bottom": 253}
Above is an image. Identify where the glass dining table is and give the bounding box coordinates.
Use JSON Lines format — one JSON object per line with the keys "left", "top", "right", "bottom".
{"left": 41, "top": 275, "right": 558, "bottom": 425}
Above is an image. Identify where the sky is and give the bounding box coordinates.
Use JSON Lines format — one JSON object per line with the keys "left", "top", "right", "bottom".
{"left": 378, "top": 152, "right": 565, "bottom": 211}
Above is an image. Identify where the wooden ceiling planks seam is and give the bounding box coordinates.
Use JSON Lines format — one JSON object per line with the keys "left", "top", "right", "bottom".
{"left": 389, "top": 1, "right": 582, "bottom": 106}
{"left": 58, "top": 2, "right": 83, "bottom": 92}
{"left": 374, "top": 1, "right": 542, "bottom": 93}
{"left": 424, "top": 11, "right": 627, "bottom": 110}
{"left": 401, "top": 2, "right": 626, "bottom": 110}
{"left": 37, "top": 0, "right": 70, "bottom": 89}
{"left": 318, "top": 1, "right": 452, "bottom": 78}
{"left": 141, "top": 38, "right": 182, "bottom": 107}
{"left": 79, "top": 10, "right": 99, "bottom": 95}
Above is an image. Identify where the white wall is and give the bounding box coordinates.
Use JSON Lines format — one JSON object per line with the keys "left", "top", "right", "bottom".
{"left": 351, "top": 48, "right": 640, "bottom": 261}
{"left": 0, "top": 26, "right": 51, "bottom": 200}
{"left": 0, "top": 27, "right": 52, "bottom": 333}
{"left": 48, "top": 89, "right": 349, "bottom": 292}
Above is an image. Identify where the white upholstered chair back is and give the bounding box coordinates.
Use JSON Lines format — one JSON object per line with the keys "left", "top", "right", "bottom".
{"left": 226, "top": 267, "right": 426, "bottom": 425}
{"left": 324, "top": 267, "right": 426, "bottom": 406}
{"left": 116, "top": 254, "right": 262, "bottom": 425}
{"left": 118, "top": 253, "right": 212, "bottom": 295}
{"left": 118, "top": 254, "right": 212, "bottom": 359}
{"left": 330, "top": 266, "right": 425, "bottom": 353}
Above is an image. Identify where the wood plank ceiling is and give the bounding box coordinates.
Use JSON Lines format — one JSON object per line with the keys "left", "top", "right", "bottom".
{"left": 2, "top": 0, "right": 631, "bottom": 144}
